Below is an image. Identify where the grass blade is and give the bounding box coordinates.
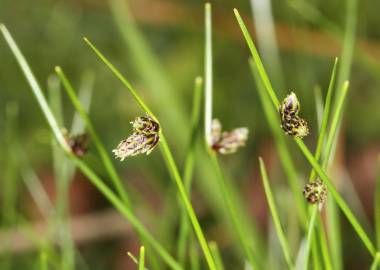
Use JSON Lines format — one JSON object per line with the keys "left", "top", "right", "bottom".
{"left": 376, "top": 156, "right": 380, "bottom": 249}
{"left": 259, "top": 158, "right": 294, "bottom": 269}
{"left": 40, "top": 252, "right": 48, "bottom": 270}
{"left": 250, "top": 59, "right": 308, "bottom": 226}
{"left": 234, "top": 9, "right": 279, "bottom": 108}
{"left": 209, "top": 241, "right": 225, "bottom": 270}
{"left": 314, "top": 86, "right": 324, "bottom": 131}
{"left": 47, "top": 75, "right": 75, "bottom": 270}
{"left": 301, "top": 206, "right": 318, "bottom": 270}
{"left": 210, "top": 155, "right": 260, "bottom": 269}
{"left": 370, "top": 253, "right": 380, "bottom": 270}
{"left": 83, "top": 38, "right": 155, "bottom": 118}
{"left": 1, "top": 24, "right": 183, "bottom": 270}
{"left": 55, "top": 66, "right": 131, "bottom": 207}
{"left": 177, "top": 77, "right": 203, "bottom": 266}
{"left": 109, "top": 0, "right": 187, "bottom": 148}
{"left": 309, "top": 57, "right": 338, "bottom": 181}
{"left": 0, "top": 24, "right": 68, "bottom": 151}
{"left": 84, "top": 37, "right": 217, "bottom": 270}
{"left": 139, "top": 246, "right": 145, "bottom": 270}
{"left": 234, "top": 11, "right": 376, "bottom": 256}
{"left": 204, "top": 2, "right": 213, "bottom": 146}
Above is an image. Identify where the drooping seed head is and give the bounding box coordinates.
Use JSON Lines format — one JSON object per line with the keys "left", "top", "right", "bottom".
{"left": 114, "top": 114, "right": 160, "bottom": 161}
{"left": 210, "top": 119, "right": 222, "bottom": 146}
{"left": 303, "top": 179, "right": 328, "bottom": 205}
{"left": 113, "top": 133, "right": 159, "bottom": 161}
{"left": 210, "top": 118, "right": 249, "bottom": 154}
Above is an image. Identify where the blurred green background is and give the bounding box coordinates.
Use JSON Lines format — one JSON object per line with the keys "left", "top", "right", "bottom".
{"left": 1, "top": 0, "right": 380, "bottom": 269}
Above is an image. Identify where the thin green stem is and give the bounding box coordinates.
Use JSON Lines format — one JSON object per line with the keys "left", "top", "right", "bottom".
{"left": 250, "top": 59, "right": 308, "bottom": 226}
{"left": 304, "top": 58, "right": 339, "bottom": 270}
{"left": 71, "top": 156, "right": 182, "bottom": 270}
{"left": 40, "top": 252, "right": 48, "bottom": 270}
{"left": 234, "top": 12, "right": 376, "bottom": 256}
{"left": 83, "top": 38, "right": 155, "bottom": 118}
{"left": 375, "top": 156, "right": 380, "bottom": 249}
{"left": 0, "top": 24, "right": 68, "bottom": 151}
{"left": 209, "top": 242, "right": 225, "bottom": 270}
{"left": 159, "top": 135, "right": 217, "bottom": 270}
{"left": 177, "top": 77, "right": 203, "bottom": 266}
{"left": 1, "top": 24, "right": 182, "bottom": 270}
{"left": 234, "top": 10, "right": 279, "bottom": 108}
{"left": 55, "top": 66, "right": 131, "bottom": 207}
{"left": 210, "top": 154, "right": 259, "bottom": 270}
{"left": 296, "top": 138, "right": 375, "bottom": 256}
{"left": 139, "top": 246, "right": 145, "bottom": 270}
{"left": 370, "top": 253, "right": 380, "bottom": 270}
{"left": 84, "top": 36, "right": 217, "bottom": 270}
{"left": 259, "top": 158, "right": 294, "bottom": 270}
{"left": 204, "top": 2, "right": 213, "bottom": 145}
{"left": 48, "top": 76, "right": 75, "bottom": 270}
{"left": 309, "top": 57, "right": 338, "bottom": 181}
{"left": 316, "top": 217, "right": 333, "bottom": 270}
{"left": 302, "top": 206, "right": 318, "bottom": 270}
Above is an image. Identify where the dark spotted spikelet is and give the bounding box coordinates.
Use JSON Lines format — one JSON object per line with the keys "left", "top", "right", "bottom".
{"left": 113, "top": 114, "right": 160, "bottom": 161}
{"left": 63, "top": 131, "right": 90, "bottom": 157}
{"left": 132, "top": 115, "right": 160, "bottom": 135}
{"left": 210, "top": 119, "right": 249, "bottom": 154}
{"left": 279, "top": 92, "right": 309, "bottom": 138}
{"left": 303, "top": 180, "right": 328, "bottom": 205}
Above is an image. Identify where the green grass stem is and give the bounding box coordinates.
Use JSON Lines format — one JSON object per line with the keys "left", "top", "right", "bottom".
{"left": 375, "top": 156, "right": 380, "bottom": 249}
{"left": 209, "top": 241, "right": 225, "bottom": 270}
{"left": 139, "top": 246, "right": 145, "bottom": 270}
{"left": 233, "top": 11, "right": 376, "bottom": 256}
{"left": 84, "top": 37, "right": 217, "bottom": 270}
{"left": 177, "top": 77, "right": 203, "bottom": 266}
{"left": 259, "top": 158, "right": 294, "bottom": 269}
{"left": 210, "top": 155, "right": 259, "bottom": 269}
{"left": 0, "top": 24, "right": 183, "bottom": 270}
{"left": 309, "top": 58, "right": 338, "bottom": 181}
{"left": 204, "top": 3, "right": 213, "bottom": 146}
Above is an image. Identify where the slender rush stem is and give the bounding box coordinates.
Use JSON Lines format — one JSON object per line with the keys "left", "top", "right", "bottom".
{"left": 210, "top": 155, "right": 259, "bottom": 270}
{"left": 209, "top": 241, "right": 225, "bottom": 270}
{"left": 159, "top": 135, "right": 217, "bottom": 270}
{"left": 55, "top": 66, "right": 131, "bottom": 207}
{"left": 0, "top": 24, "right": 182, "bottom": 270}
{"left": 139, "top": 246, "right": 145, "bottom": 270}
{"left": 303, "top": 206, "right": 318, "bottom": 270}
{"left": 83, "top": 37, "right": 156, "bottom": 118}
{"left": 259, "top": 158, "right": 294, "bottom": 270}
{"left": 233, "top": 11, "right": 376, "bottom": 257}
{"left": 84, "top": 36, "right": 216, "bottom": 270}
{"left": 204, "top": 3, "right": 213, "bottom": 145}
{"left": 0, "top": 24, "right": 68, "bottom": 151}
{"left": 375, "top": 156, "right": 380, "bottom": 249}
{"left": 177, "top": 77, "right": 203, "bottom": 266}
{"left": 370, "top": 253, "right": 380, "bottom": 270}
{"left": 309, "top": 57, "right": 338, "bottom": 181}
{"left": 250, "top": 59, "right": 308, "bottom": 226}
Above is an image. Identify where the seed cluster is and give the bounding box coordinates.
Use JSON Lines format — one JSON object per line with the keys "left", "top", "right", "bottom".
{"left": 113, "top": 115, "right": 160, "bottom": 161}
{"left": 210, "top": 119, "right": 249, "bottom": 154}
{"left": 303, "top": 179, "right": 328, "bottom": 205}
{"left": 63, "top": 130, "right": 90, "bottom": 158}
{"left": 279, "top": 92, "right": 309, "bottom": 138}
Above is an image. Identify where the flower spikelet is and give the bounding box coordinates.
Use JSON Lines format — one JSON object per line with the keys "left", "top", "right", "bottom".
{"left": 210, "top": 119, "right": 249, "bottom": 154}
